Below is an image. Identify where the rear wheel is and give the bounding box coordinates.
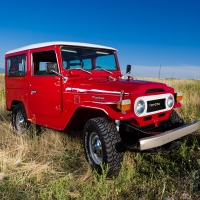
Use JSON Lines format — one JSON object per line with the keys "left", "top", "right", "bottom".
{"left": 83, "top": 117, "right": 124, "bottom": 177}
{"left": 12, "top": 103, "right": 30, "bottom": 134}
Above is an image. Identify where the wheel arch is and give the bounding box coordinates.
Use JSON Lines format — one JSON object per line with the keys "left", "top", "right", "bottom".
{"left": 10, "top": 100, "right": 24, "bottom": 111}
{"left": 65, "top": 107, "right": 108, "bottom": 129}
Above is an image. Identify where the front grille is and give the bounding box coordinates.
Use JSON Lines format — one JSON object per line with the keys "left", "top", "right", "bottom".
{"left": 147, "top": 99, "right": 166, "bottom": 113}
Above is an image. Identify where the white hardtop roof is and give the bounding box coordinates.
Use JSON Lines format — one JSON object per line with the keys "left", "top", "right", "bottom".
{"left": 6, "top": 41, "right": 116, "bottom": 55}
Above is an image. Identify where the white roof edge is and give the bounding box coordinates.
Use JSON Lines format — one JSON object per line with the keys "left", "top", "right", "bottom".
{"left": 6, "top": 41, "right": 117, "bottom": 55}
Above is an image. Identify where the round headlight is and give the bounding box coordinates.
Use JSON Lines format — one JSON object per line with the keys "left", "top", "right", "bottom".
{"left": 167, "top": 95, "right": 174, "bottom": 108}
{"left": 135, "top": 100, "right": 145, "bottom": 115}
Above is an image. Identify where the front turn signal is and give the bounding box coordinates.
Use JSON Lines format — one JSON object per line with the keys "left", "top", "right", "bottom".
{"left": 175, "top": 92, "right": 183, "bottom": 102}
{"left": 117, "top": 99, "right": 131, "bottom": 111}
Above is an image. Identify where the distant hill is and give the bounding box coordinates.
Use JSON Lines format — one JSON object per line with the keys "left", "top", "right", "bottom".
{"left": 0, "top": 68, "right": 5, "bottom": 73}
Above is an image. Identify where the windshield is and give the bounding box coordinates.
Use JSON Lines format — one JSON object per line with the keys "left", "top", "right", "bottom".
{"left": 60, "top": 46, "right": 117, "bottom": 71}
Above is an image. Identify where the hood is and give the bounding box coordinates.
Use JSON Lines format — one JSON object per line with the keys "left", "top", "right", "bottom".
{"left": 72, "top": 78, "right": 174, "bottom": 95}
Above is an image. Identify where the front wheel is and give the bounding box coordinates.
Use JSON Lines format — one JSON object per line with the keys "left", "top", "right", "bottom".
{"left": 83, "top": 117, "right": 124, "bottom": 177}
{"left": 12, "top": 103, "right": 30, "bottom": 134}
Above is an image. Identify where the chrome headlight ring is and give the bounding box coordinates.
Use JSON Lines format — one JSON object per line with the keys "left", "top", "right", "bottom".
{"left": 167, "top": 95, "right": 174, "bottom": 108}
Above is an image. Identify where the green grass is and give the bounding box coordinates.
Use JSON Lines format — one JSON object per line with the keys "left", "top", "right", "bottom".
{"left": 0, "top": 78, "right": 200, "bottom": 200}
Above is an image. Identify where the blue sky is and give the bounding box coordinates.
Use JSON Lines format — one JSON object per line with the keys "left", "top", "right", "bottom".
{"left": 0, "top": 0, "right": 200, "bottom": 78}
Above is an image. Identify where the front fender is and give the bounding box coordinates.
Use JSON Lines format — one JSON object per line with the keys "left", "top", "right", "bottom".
{"left": 78, "top": 102, "right": 134, "bottom": 120}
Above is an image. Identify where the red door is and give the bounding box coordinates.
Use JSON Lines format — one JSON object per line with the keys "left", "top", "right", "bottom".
{"left": 29, "top": 49, "right": 62, "bottom": 118}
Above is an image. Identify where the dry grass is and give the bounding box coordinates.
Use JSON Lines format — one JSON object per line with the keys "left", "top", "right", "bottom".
{"left": 0, "top": 126, "right": 88, "bottom": 180}
{"left": 0, "top": 75, "right": 4, "bottom": 91}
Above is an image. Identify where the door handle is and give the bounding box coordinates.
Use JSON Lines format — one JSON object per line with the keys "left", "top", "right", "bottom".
{"left": 31, "top": 90, "right": 36, "bottom": 94}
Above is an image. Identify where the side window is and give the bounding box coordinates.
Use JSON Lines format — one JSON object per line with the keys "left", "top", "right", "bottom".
{"left": 8, "top": 54, "right": 26, "bottom": 77}
{"left": 32, "top": 50, "right": 58, "bottom": 76}
{"left": 39, "top": 62, "right": 47, "bottom": 71}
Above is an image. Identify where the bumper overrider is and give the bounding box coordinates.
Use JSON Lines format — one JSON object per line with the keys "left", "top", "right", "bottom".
{"left": 140, "top": 120, "right": 200, "bottom": 150}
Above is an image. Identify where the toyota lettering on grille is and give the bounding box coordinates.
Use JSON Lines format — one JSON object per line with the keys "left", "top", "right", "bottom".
{"left": 149, "top": 102, "right": 161, "bottom": 107}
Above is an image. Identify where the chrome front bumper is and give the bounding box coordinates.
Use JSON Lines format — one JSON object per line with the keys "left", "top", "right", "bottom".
{"left": 139, "top": 120, "right": 200, "bottom": 151}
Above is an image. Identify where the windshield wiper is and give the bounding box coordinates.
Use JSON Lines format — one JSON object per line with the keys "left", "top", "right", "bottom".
{"left": 94, "top": 66, "right": 113, "bottom": 74}
{"left": 69, "top": 68, "right": 92, "bottom": 74}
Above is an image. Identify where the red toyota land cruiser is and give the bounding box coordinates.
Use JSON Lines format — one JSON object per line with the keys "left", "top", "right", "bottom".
{"left": 5, "top": 41, "right": 200, "bottom": 176}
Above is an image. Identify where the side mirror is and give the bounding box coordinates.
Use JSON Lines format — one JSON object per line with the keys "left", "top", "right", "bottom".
{"left": 126, "top": 65, "right": 131, "bottom": 74}
{"left": 46, "top": 63, "right": 58, "bottom": 74}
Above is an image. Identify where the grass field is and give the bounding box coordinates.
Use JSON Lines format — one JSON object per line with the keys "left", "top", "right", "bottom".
{"left": 0, "top": 78, "right": 200, "bottom": 200}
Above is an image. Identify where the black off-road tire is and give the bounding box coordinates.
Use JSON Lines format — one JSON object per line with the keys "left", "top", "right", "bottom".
{"left": 12, "top": 103, "right": 30, "bottom": 134}
{"left": 169, "top": 110, "right": 184, "bottom": 126}
{"left": 83, "top": 117, "right": 124, "bottom": 177}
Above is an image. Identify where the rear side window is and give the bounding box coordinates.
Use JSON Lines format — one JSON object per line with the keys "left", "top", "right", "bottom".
{"left": 8, "top": 54, "right": 26, "bottom": 77}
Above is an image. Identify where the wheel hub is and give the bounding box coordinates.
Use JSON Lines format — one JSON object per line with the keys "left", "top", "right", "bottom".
{"left": 16, "top": 111, "right": 26, "bottom": 133}
{"left": 19, "top": 115, "right": 25, "bottom": 124}
{"left": 88, "top": 132, "right": 102, "bottom": 165}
